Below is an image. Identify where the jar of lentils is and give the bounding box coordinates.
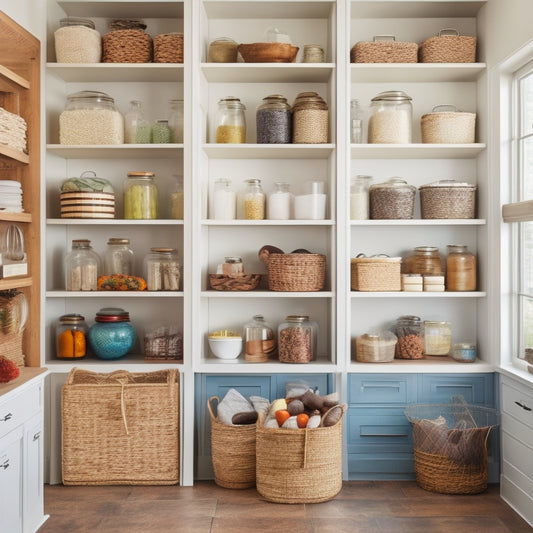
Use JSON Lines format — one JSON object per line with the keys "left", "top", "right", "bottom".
{"left": 368, "top": 90, "right": 413, "bottom": 144}
{"left": 256, "top": 94, "right": 291, "bottom": 144}
{"left": 242, "top": 178, "right": 265, "bottom": 220}
{"left": 292, "top": 92, "right": 329, "bottom": 144}
{"left": 278, "top": 315, "right": 318, "bottom": 363}
{"left": 369, "top": 177, "right": 416, "bottom": 219}
{"left": 404, "top": 246, "right": 443, "bottom": 276}
{"left": 216, "top": 97, "right": 246, "bottom": 143}
{"left": 124, "top": 171, "right": 158, "bottom": 219}
{"left": 395, "top": 315, "right": 424, "bottom": 359}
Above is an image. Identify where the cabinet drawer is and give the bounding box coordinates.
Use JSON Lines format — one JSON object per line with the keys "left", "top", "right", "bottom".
{"left": 0, "top": 384, "right": 41, "bottom": 440}
{"left": 420, "top": 373, "right": 494, "bottom": 405}
{"left": 348, "top": 374, "right": 417, "bottom": 404}
{"left": 502, "top": 430, "right": 533, "bottom": 481}
{"left": 502, "top": 381, "right": 533, "bottom": 429}
{"left": 347, "top": 452, "right": 414, "bottom": 480}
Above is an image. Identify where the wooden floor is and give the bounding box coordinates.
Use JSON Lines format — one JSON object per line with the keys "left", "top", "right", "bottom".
{"left": 40, "top": 481, "right": 532, "bottom": 532}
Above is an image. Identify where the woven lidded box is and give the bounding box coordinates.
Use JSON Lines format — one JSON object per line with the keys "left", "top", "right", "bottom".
{"left": 419, "top": 179, "right": 477, "bottom": 219}
{"left": 421, "top": 105, "right": 476, "bottom": 144}
{"left": 351, "top": 35, "right": 418, "bottom": 63}
{"left": 420, "top": 29, "right": 476, "bottom": 63}
{"left": 351, "top": 256, "right": 402, "bottom": 291}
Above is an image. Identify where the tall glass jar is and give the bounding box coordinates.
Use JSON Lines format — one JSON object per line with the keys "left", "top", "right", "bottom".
{"left": 171, "top": 175, "right": 184, "bottom": 219}
{"left": 212, "top": 178, "right": 236, "bottom": 219}
{"left": 446, "top": 244, "right": 477, "bottom": 291}
{"left": 268, "top": 182, "right": 292, "bottom": 220}
{"left": 256, "top": 94, "right": 291, "bottom": 144}
{"left": 103, "top": 237, "right": 134, "bottom": 275}
{"left": 404, "top": 246, "right": 443, "bottom": 276}
{"left": 292, "top": 92, "right": 328, "bottom": 144}
{"left": 368, "top": 90, "right": 413, "bottom": 144}
{"left": 56, "top": 314, "right": 88, "bottom": 359}
{"left": 88, "top": 307, "right": 136, "bottom": 360}
{"left": 64, "top": 239, "right": 100, "bottom": 291}
{"left": 216, "top": 97, "right": 246, "bottom": 143}
{"left": 424, "top": 320, "right": 452, "bottom": 356}
{"left": 168, "top": 98, "right": 184, "bottom": 143}
{"left": 124, "top": 99, "right": 150, "bottom": 143}
{"left": 278, "top": 315, "right": 318, "bottom": 363}
{"left": 350, "top": 99, "right": 363, "bottom": 143}
{"left": 124, "top": 171, "right": 158, "bottom": 219}
{"left": 350, "top": 175, "right": 371, "bottom": 219}
{"left": 244, "top": 314, "right": 277, "bottom": 362}
{"left": 242, "top": 178, "right": 265, "bottom": 220}
{"left": 143, "top": 247, "right": 181, "bottom": 291}
{"left": 395, "top": 315, "right": 424, "bottom": 359}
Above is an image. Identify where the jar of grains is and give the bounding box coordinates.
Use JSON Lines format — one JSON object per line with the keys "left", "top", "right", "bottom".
{"left": 395, "top": 315, "right": 424, "bottom": 359}
{"left": 368, "top": 90, "right": 412, "bottom": 144}
{"left": 369, "top": 177, "right": 416, "bottom": 219}
{"left": 56, "top": 314, "right": 89, "bottom": 359}
{"left": 212, "top": 178, "right": 236, "bottom": 219}
{"left": 446, "top": 244, "right": 477, "bottom": 291}
{"left": 64, "top": 239, "right": 100, "bottom": 291}
{"left": 124, "top": 171, "right": 158, "bottom": 219}
{"left": 256, "top": 94, "right": 292, "bottom": 144}
{"left": 244, "top": 314, "right": 277, "bottom": 363}
{"left": 151, "top": 119, "right": 172, "bottom": 144}
{"left": 350, "top": 175, "right": 372, "bottom": 219}
{"left": 242, "top": 178, "right": 265, "bottom": 220}
{"left": 303, "top": 44, "right": 325, "bottom": 63}
{"left": 55, "top": 17, "right": 101, "bottom": 63}
{"left": 143, "top": 248, "right": 181, "bottom": 291}
{"left": 404, "top": 246, "right": 443, "bottom": 276}
{"left": 423, "top": 321, "right": 452, "bottom": 356}
{"left": 278, "top": 315, "right": 318, "bottom": 363}
{"left": 292, "top": 92, "right": 329, "bottom": 144}
{"left": 168, "top": 99, "right": 184, "bottom": 143}
{"left": 171, "top": 175, "right": 184, "bottom": 219}
{"left": 59, "top": 90, "right": 124, "bottom": 145}
{"left": 268, "top": 182, "right": 292, "bottom": 220}
{"left": 103, "top": 238, "right": 134, "bottom": 275}
{"left": 216, "top": 97, "right": 246, "bottom": 143}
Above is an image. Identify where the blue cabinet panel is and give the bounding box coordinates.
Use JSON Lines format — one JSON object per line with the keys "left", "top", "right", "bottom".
{"left": 347, "top": 453, "right": 415, "bottom": 480}
{"left": 419, "top": 373, "right": 495, "bottom": 406}
{"left": 274, "top": 374, "right": 333, "bottom": 399}
{"left": 348, "top": 374, "right": 417, "bottom": 405}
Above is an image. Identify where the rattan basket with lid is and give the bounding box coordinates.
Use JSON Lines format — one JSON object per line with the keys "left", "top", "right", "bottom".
{"left": 351, "top": 35, "right": 418, "bottom": 63}
{"left": 419, "top": 179, "right": 477, "bottom": 219}
{"left": 369, "top": 177, "right": 416, "bottom": 219}
{"left": 420, "top": 29, "right": 476, "bottom": 63}
{"left": 421, "top": 105, "right": 476, "bottom": 144}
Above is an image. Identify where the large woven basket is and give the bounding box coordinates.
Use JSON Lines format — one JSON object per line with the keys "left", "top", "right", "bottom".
{"left": 351, "top": 36, "right": 418, "bottom": 63}
{"left": 103, "top": 29, "right": 153, "bottom": 63}
{"left": 420, "top": 29, "right": 476, "bottom": 63}
{"left": 351, "top": 256, "right": 402, "bottom": 291}
{"left": 62, "top": 368, "right": 179, "bottom": 485}
{"left": 267, "top": 253, "right": 325, "bottom": 292}
{"left": 419, "top": 180, "right": 477, "bottom": 219}
{"left": 208, "top": 396, "right": 256, "bottom": 489}
{"left": 256, "top": 404, "right": 346, "bottom": 503}
{"left": 421, "top": 105, "right": 476, "bottom": 143}
{"left": 154, "top": 32, "right": 183, "bottom": 63}
{"left": 0, "top": 290, "right": 27, "bottom": 366}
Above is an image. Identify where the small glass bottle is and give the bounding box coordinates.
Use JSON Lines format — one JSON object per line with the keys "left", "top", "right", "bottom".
{"left": 278, "top": 315, "right": 318, "bottom": 363}
{"left": 242, "top": 178, "right": 265, "bottom": 220}
{"left": 124, "top": 99, "right": 150, "bottom": 144}
{"left": 216, "top": 97, "right": 246, "bottom": 143}
{"left": 143, "top": 247, "right": 181, "bottom": 291}
{"left": 151, "top": 119, "right": 172, "bottom": 143}
{"left": 64, "top": 239, "right": 100, "bottom": 291}
{"left": 404, "top": 246, "right": 443, "bottom": 276}
{"left": 56, "top": 314, "right": 88, "bottom": 359}
{"left": 103, "top": 237, "right": 134, "bottom": 275}
{"left": 168, "top": 98, "right": 184, "bottom": 143}
{"left": 350, "top": 99, "right": 363, "bottom": 143}
{"left": 368, "top": 90, "right": 413, "bottom": 144}
{"left": 244, "top": 314, "right": 276, "bottom": 362}
{"left": 256, "top": 94, "right": 291, "bottom": 144}
{"left": 268, "top": 182, "right": 292, "bottom": 220}
{"left": 446, "top": 244, "right": 477, "bottom": 291}
{"left": 124, "top": 171, "right": 158, "bottom": 219}
{"left": 395, "top": 315, "right": 424, "bottom": 359}
{"left": 423, "top": 320, "right": 452, "bottom": 356}
{"left": 350, "top": 175, "right": 371, "bottom": 219}
{"left": 171, "top": 175, "right": 184, "bottom": 219}
{"left": 212, "top": 178, "right": 236, "bottom": 219}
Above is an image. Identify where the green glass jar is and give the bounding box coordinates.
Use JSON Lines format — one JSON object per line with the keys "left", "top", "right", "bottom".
{"left": 124, "top": 171, "right": 158, "bottom": 219}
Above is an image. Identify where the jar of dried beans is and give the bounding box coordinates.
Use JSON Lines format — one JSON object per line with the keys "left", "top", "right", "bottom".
{"left": 216, "top": 97, "right": 246, "bottom": 143}
{"left": 278, "top": 315, "right": 317, "bottom": 363}
{"left": 292, "top": 92, "right": 328, "bottom": 144}
{"left": 368, "top": 90, "right": 412, "bottom": 144}
{"left": 395, "top": 315, "right": 424, "bottom": 359}
{"left": 64, "top": 239, "right": 100, "bottom": 291}
{"left": 256, "top": 94, "right": 291, "bottom": 144}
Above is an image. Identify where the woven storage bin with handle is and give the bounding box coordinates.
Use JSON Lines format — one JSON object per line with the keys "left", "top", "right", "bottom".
{"left": 256, "top": 404, "right": 346, "bottom": 503}
{"left": 62, "top": 367, "right": 179, "bottom": 485}
{"left": 351, "top": 255, "right": 402, "bottom": 291}
{"left": 267, "top": 253, "right": 326, "bottom": 292}
{"left": 208, "top": 396, "right": 256, "bottom": 489}
{"left": 421, "top": 105, "right": 476, "bottom": 144}
{"left": 351, "top": 35, "right": 418, "bottom": 63}
{"left": 419, "top": 180, "right": 477, "bottom": 219}
{"left": 103, "top": 29, "right": 153, "bottom": 63}
{"left": 420, "top": 29, "right": 476, "bottom": 63}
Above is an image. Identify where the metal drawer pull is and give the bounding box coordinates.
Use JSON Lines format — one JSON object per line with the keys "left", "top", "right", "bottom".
{"left": 0, "top": 413, "right": 13, "bottom": 422}
{"left": 1, "top": 460, "right": 9, "bottom": 470}
{"left": 33, "top": 431, "right": 41, "bottom": 441}
{"left": 515, "top": 401, "right": 532, "bottom": 411}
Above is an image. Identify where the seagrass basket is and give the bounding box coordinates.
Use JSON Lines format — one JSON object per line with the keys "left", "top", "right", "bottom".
{"left": 208, "top": 396, "right": 256, "bottom": 489}
{"left": 421, "top": 105, "right": 476, "bottom": 144}
{"left": 420, "top": 29, "right": 476, "bottom": 63}
{"left": 0, "top": 289, "right": 27, "bottom": 366}
{"left": 154, "top": 32, "right": 183, "bottom": 63}
{"left": 62, "top": 368, "right": 179, "bottom": 485}
{"left": 256, "top": 404, "right": 346, "bottom": 503}
{"left": 351, "top": 36, "right": 418, "bottom": 63}
{"left": 103, "top": 29, "right": 153, "bottom": 63}
{"left": 351, "top": 256, "right": 402, "bottom": 291}
{"left": 419, "top": 180, "right": 477, "bottom": 219}
{"left": 266, "top": 253, "right": 326, "bottom": 292}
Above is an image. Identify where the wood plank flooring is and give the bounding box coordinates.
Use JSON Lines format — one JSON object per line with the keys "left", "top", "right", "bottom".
{"left": 40, "top": 481, "right": 532, "bottom": 532}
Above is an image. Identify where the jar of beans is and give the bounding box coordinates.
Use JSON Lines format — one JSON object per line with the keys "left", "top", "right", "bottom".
{"left": 446, "top": 244, "right": 477, "bottom": 291}
{"left": 368, "top": 90, "right": 412, "bottom": 144}
{"left": 292, "top": 92, "right": 328, "bottom": 144}
{"left": 395, "top": 315, "right": 424, "bottom": 359}
{"left": 242, "top": 178, "right": 265, "bottom": 220}
{"left": 404, "top": 246, "right": 443, "bottom": 276}
{"left": 278, "top": 315, "right": 318, "bottom": 363}
{"left": 216, "top": 96, "right": 246, "bottom": 143}
{"left": 256, "top": 94, "right": 291, "bottom": 144}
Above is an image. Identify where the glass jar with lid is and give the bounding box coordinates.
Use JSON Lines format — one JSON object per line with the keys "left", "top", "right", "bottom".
{"left": 124, "top": 171, "right": 158, "bottom": 219}
{"left": 208, "top": 37, "right": 238, "bottom": 63}
{"left": 292, "top": 91, "right": 329, "bottom": 144}
{"left": 350, "top": 175, "right": 372, "bottom": 219}
{"left": 369, "top": 177, "right": 416, "bottom": 219}
{"left": 368, "top": 90, "right": 413, "bottom": 144}
{"left": 143, "top": 248, "right": 181, "bottom": 291}
{"left": 56, "top": 314, "right": 88, "bottom": 359}
{"left": 216, "top": 97, "right": 246, "bottom": 143}
{"left": 244, "top": 314, "right": 277, "bottom": 362}
{"left": 55, "top": 17, "right": 101, "bottom": 63}
{"left": 171, "top": 175, "right": 184, "bottom": 219}
{"left": 103, "top": 237, "right": 134, "bottom": 275}
{"left": 242, "top": 178, "right": 265, "bottom": 220}
{"left": 395, "top": 315, "right": 424, "bottom": 359}
{"left": 64, "top": 239, "right": 100, "bottom": 291}
{"left": 256, "top": 94, "right": 291, "bottom": 144}
{"left": 212, "top": 178, "right": 236, "bottom": 219}
{"left": 350, "top": 99, "right": 364, "bottom": 143}
{"left": 423, "top": 320, "right": 452, "bottom": 356}
{"left": 222, "top": 257, "right": 243, "bottom": 276}
{"left": 124, "top": 99, "right": 150, "bottom": 144}
{"left": 446, "top": 244, "right": 477, "bottom": 291}
{"left": 59, "top": 90, "right": 124, "bottom": 145}
{"left": 88, "top": 307, "right": 136, "bottom": 360}
{"left": 268, "top": 182, "right": 292, "bottom": 220}
{"left": 168, "top": 99, "right": 184, "bottom": 143}
{"left": 404, "top": 246, "right": 443, "bottom": 276}
{"left": 278, "top": 315, "right": 318, "bottom": 363}
{"left": 151, "top": 119, "right": 172, "bottom": 144}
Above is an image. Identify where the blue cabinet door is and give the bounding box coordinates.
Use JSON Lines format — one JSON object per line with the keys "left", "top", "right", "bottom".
{"left": 419, "top": 373, "right": 495, "bottom": 406}
{"left": 348, "top": 374, "right": 417, "bottom": 405}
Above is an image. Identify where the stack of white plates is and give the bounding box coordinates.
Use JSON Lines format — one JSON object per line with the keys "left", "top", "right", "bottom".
{"left": 0, "top": 180, "right": 23, "bottom": 212}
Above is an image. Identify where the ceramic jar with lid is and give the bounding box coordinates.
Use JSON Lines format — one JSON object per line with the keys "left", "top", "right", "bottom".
{"left": 256, "top": 94, "right": 291, "bottom": 144}
{"left": 64, "top": 239, "right": 100, "bottom": 291}
{"left": 278, "top": 315, "right": 318, "bottom": 363}
{"left": 242, "top": 178, "right": 265, "bottom": 220}
{"left": 244, "top": 314, "right": 277, "bottom": 362}
{"left": 292, "top": 92, "right": 329, "bottom": 144}
{"left": 350, "top": 175, "right": 372, "bottom": 219}
{"left": 404, "top": 246, "right": 443, "bottom": 276}
{"left": 446, "top": 244, "right": 477, "bottom": 291}
{"left": 143, "top": 248, "right": 181, "bottom": 291}
{"left": 124, "top": 171, "right": 158, "bottom": 219}
{"left": 368, "top": 90, "right": 413, "bottom": 144}
{"left": 88, "top": 307, "right": 136, "bottom": 360}
{"left": 395, "top": 315, "right": 424, "bottom": 359}
{"left": 55, "top": 17, "right": 101, "bottom": 63}
{"left": 103, "top": 238, "right": 134, "bottom": 275}
{"left": 216, "top": 97, "right": 246, "bottom": 143}
{"left": 56, "top": 314, "right": 88, "bottom": 359}
{"left": 369, "top": 177, "right": 416, "bottom": 219}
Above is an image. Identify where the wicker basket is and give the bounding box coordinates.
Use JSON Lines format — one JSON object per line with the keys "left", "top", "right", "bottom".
{"left": 62, "top": 368, "right": 179, "bottom": 485}
{"left": 256, "top": 404, "right": 346, "bottom": 503}
{"left": 351, "top": 256, "right": 402, "bottom": 291}
{"left": 420, "top": 180, "right": 477, "bottom": 219}
{"left": 60, "top": 191, "right": 115, "bottom": 219}
{"left": 420, "top": 29, "right": 476, "bottom": 63}
{"left": 103, "top": 29, "right": 153, "bottom": 63}
{"left": 208, "top": 396, "right": 256, "bottom": 489}
{"left": 154, "top": 32, "right": 183, "bottom": 63}
{"left": 0, "top": 290, "right": 27, "bottom": 366}
{"left": 351, "top": 36, "right": 418, "bottom": 63}
{"left": 266, "top": 253, "right": 326, "bottom": 292}
{"left": 208, "top": 273, "right": 261, "bottom": 291}
{"left": 421, "top": 105, "right": 476, "bottom": 144}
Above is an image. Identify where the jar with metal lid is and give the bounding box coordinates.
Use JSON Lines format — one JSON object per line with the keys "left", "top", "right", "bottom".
{"left": 423, "top": 320, "right": 452, "bottom": 356}
{"left": 124, "top": 100, "right": 150, "bottom": 144}
{"left": 212, "top": 178, "right": 236, "bottom": 219}
{"left": 268, "top": 182, "right": 292, "bottom": 220}
{"left": 369, "top": 177, "right": 416, "bottom": 219}
{"left": 395, "top": 315, "right": 424, "bottom": 359}
{"left": 222, "top": 256, "right": 243, "bottom": 276}
{"left": 350, "top": 175, "right": 372, "bottom": 219}
{"left": 404, "top": 246, "right": 443, "bottom": 276}
{"left": 278, "top": 315, "right": 318, "bottom": 363}
{"left": 56, "top": 314, "right": 88, "bottom": 359}
{"left": 303, "top": 44, "right": 325, "bottom": 63}
{"left": 88, "top": 307, "right": 136, "bottom": 360}
{"left": 171, "top": 175, "right": 184, "bottom": 219}
{"left": 151, "top": 119, "right": 172, "bottom": 144}
{"left": 452, "top": 342, "right": 476, "bottom": 363}
{"left": 64, "top": 239, "right": 100, "bottom": 291}
{"left": 103, "top": 237, "right": 134, "bottom": 275}
{"left": 208, "top": 37, "right": 238, "bottom": 62}
{"left": 242, "top": 178, "right": 265, "bottom": 220}
{"left": 59, "top": 90, "right": 124, "bottom": 145}
{"left": 244, "top": 314, "right": 277, "bottom": 362}
{"left": 446, "top": 244, "right": 476, "bottom": 291}
{"left": 256, "top": 94, "right": 291, "bottom": 144}
{"left": 368, "top": 90, "right": 413, "bottom": 144}
{"left": 124, "top": 171, "right": 158, "bottom": 219}
{"left": 55, "top": 17, "right": 101, "bottom": 63}
{"left": 168, "top": 99, "right": 184, "bottom": 143}
{"left": 143, "top": 248, "right": 181, "bottom": 291}
{"left": 292, "top": 92, "right": 329, "bottom": 144}
{"left": 216, "top": 97, "right": 246, "bottom": 143}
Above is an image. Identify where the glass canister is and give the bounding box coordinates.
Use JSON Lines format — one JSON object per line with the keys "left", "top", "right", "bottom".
{"left": 369, "top": 177, "right": 416, "bottom": 219}
{"left": 303, "top": 44, "right": 325, "bottom": 63}
{"left": 124, "top": 171, "right": 158, "bottom": 219}
{"left": 168, "top": 99, "right": 184, "bottom": 143}
{"left": 242, "top": 178, "right": 265, "bottom": 220}
{"left": 208, "top": 37, "right": 238, "bottom": 63}
{"left": 368, "top": 90, "right": 413, "bottom": 144}
{"left": 212, "top": 178, "right": 236, "bottom": 219}
{"left": 256, "top": 94, "right": 291, "bottom": 144}
{"left": 222, "top": 256, "right": 243, "bottom": 276}
{"left": 124, "top": 99, "right": 150, "bottom": 143}
{"left": 56, "top": 314, "right": 88, "bottom": 359}
{"left": 452, "top": 342, "right": 477, "bottom": 363}
{"left": 151, "top": 119, "right": 172, "bottom": 143}
{"left": 88, "top": 307, "right": 136, "bottom": 360}
{"left": 55, "top": 17, "right": 101, "bottom": 63}
{"left": 350, "top": 175, "right": 372, "bottom": 219}
{"left": 244, "top": 314, "right": 277, "bottom": 362}
{"left": 423, "top": 320, "right": 452, "bottom": 356}
{"left": 292, "top": 92, "right": 329, "bottom": 144}
{"left": 350, "top": 99, "right": 363, "bottom": 143}
{"left": 294, "top": 179, "right": 327, "bottom": 220}
{"left": 268, "top": 182, "right": 292, "bottom": 220}
{"left": 59, "top": 90, "right": 124, "bottom": 145}
{"left": 404, "top": 246, "right": 443, "bottom": 276}
{"left": 64, "top": 239, "right": 100, "bottom": 291}
{"left": 446, "top": 244, "right": 477, "bottom": 291}
{"left": 216, "top": 97, "right": 246, "bottom": 143}
{"left": 395, "top": 315, "right": 424, "bottom": 359}
{"left": 278, "top": 315, "right": 318, "bottom": 363}
{"left": 171, "top": 175, "right": 184, "bottom": 219}
{"left": 143, "top": 248, "right": 181, "bottom": 291}
{"left": 103, "top": 237, "right": 134, "bottom": 275}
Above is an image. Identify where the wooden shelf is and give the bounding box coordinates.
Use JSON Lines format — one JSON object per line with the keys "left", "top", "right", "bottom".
{"left": 0, "top": 276, "right": 33, "bottom": 291}
{"left": 57, "top": 1, "right": 183, "bottom": 18}
{"left": 0, "top": 212, "right": 31, "bottom": 223}
{"left": 0, "top": 145, "right": 29, "bottom": 164}
{"left": 0, "top": 63, "right": 30, "bottom": 89}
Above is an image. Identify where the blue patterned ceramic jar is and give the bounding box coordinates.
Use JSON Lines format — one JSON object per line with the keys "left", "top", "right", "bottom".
{"left": 88, "top": 307, "right": 135, "bottom": 360}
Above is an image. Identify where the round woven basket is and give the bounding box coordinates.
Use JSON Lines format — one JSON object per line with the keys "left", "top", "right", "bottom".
{"left": 103, "top": 29, "right": 152, "bottom": 63}
{"left": 267, "top": 253, "right": 326, "bottom": 292}
{"left": 154, "top": 33, "right": 183, "bottom": 63}
{"left": 421, "top": 109, "right": 476, "bottom": 144}
{"left": 420, "top": 184, "right": 476, "bottom": 219}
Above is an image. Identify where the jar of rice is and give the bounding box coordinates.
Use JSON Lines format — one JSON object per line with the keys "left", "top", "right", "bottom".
{"left": 55, "top": 17, "right": 101, "bottom": 63}
{"left": 59, "top": 91, "right": 124, "bottom": 145}
{"left": 368, "top": 90, "right": 412, "bottom": 144}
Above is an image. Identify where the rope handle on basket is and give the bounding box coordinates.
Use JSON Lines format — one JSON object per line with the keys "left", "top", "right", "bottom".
{"left": 373, "top": 35, "right": 396, "bottom": 42}
{"left": 207, "top": 396, "right": 220, "bottom": 421}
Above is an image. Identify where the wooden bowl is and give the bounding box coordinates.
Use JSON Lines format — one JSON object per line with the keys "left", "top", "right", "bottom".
{"left": 209, "top": 273, "right": 261, "bottom": 291}
{"left": 237, "top": 43, "right": 299, "bottom": 63}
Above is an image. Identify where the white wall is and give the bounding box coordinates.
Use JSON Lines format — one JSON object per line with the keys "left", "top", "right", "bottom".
{"left": 0, "top": 1, "right": 45, "bottom": 41}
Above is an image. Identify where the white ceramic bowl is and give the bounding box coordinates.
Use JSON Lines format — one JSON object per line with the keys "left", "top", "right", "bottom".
{"left": 208, "top": 335, "right": 243, "bottom": 360}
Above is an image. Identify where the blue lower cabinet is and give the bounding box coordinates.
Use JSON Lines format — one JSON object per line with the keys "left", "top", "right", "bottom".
{"left": 420, "top": 373, "right": 495, "bottom": 406}
{"left": 348, "top": 452, "right": 415, "bottom": 480}
{"left": 348, "top": 374, "right": 417, "bottom": 405}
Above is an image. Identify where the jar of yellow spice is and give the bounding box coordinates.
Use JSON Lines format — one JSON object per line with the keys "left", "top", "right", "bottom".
{"left": 216, "top": 96, "right": 246, "bottom": 143}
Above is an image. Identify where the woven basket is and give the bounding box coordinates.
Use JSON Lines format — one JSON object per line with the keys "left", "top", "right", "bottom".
{"left": 351, "top": 256, "right": 402, "bottom": 291}
{"left": 62, "top": 368, "right": 179, "bottom": 485}
{"left": 267, "top": 253, "right": 326, "bottom": 292}
{"left": 154, "top": 33, "right": 183, "bottom": 63}
{"left": 420, "top": 181, "right": 477, "bottom": 219}
{"left": 208, "top": 397, "right": 256, "bottom": 489}
{"left": 0, "top": 331, "right": 24, "bottom": 366}
{"left": 208, "top": 273, "right": 261, "bottom": 291}
{"left": 256, "top": 404, "right": 346, "bottom": 504}
{"left": 0, "top": 290, "right": 27, "bottom": 366}
{"left": 421, "top": 105, "right": 476, "bottom": 144}
{"left": 351, "top": 36, "right": 418, "bottom": 63}
{"left": 420, "top": 29, "right": 476, "bottom": 63}
{"left": 103, "top": 29, "right": 152, "bottom": 63}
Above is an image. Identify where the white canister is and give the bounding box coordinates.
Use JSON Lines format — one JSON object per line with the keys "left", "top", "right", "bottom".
{"left": 294, "top": 180, "right": 327, "bottom": 220}
{"left": 212, "top": 178, "right": 236, "bottom": 220}
{"left": 268, "top": 182, "right": 292, "bottom": 220}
